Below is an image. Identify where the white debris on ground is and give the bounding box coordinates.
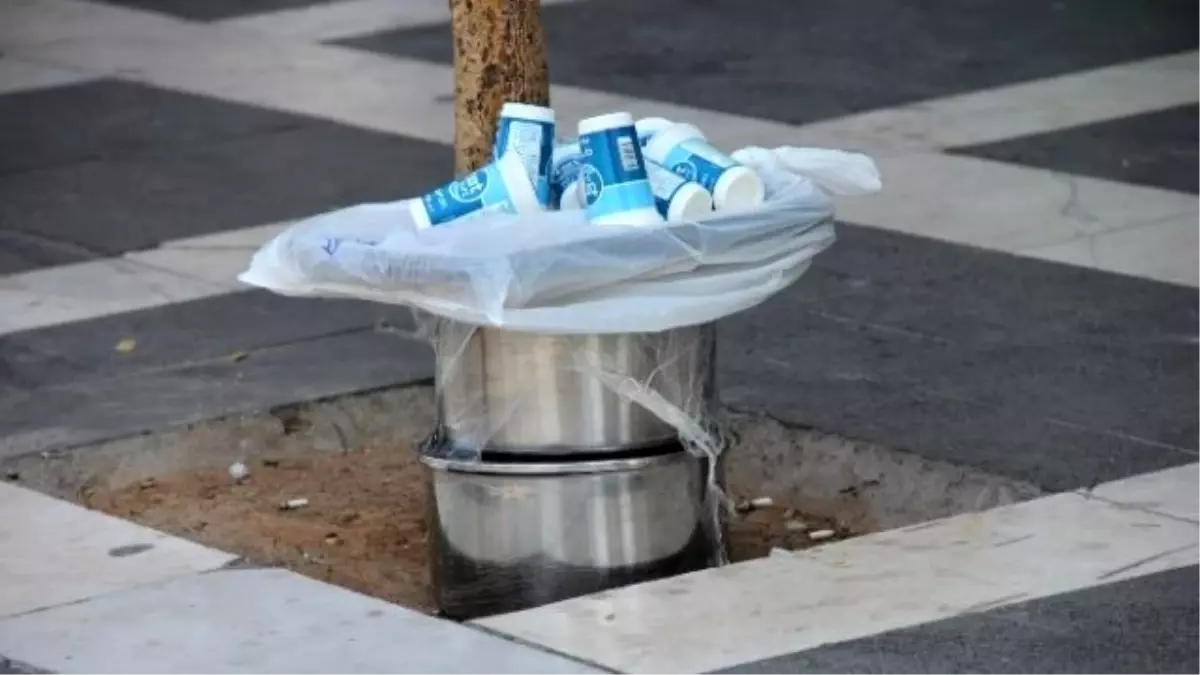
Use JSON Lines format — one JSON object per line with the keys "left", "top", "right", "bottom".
{"left": 228, "top": 461, "right": 250, "bottom": 483}
{"left": 279, "top": 497, "right": 309, "bottom": 511}
{"left": 808, "top": 528, "right": 836, "bottom": 541}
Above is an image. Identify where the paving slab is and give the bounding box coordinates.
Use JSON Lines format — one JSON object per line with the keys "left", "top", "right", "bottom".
{"left": 721, "top": 565, "right": 1199, "bottom": 674}
{"left": 718, "top": 222, "right": 1198, "bottom": 490}
{"left": 0, "top": 79, "right": 451, "bottom": 258}
{"left": 0, "top": 229, "right": 93, "bottom": 276}
{"left": 1082, "top": 464, "right": 1200, "bottom": 523}
{"left": 0, "top": 482, "right": 235, "bottom": 618}
{"left": 0, "top": 327, "right": 433, "bottom": 460}
{"left": 952, "top": 104, "right": 1199, "bottom": 194}
{"left": 475, "top": 467, "right": 1200, "bottom": 673}
{"left": 0, "top": 290, "right": 407, "bottom": 390}
{"left": 341, "top": 0, "right": 1198, "bottom": 127}
{"left": 0, "top": 568, "right": 600, "bottom": 674}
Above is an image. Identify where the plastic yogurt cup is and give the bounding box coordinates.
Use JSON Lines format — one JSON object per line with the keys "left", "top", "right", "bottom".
{"left": 646, "top": 160, "right": 713, "bottom": 221}
{"left": 634, "top": 116, "right": 674, "bottom": 145}
{"left": 643, "top": 123, "right": 765, "bottom": 212}
{"left": 493, "top": 102, "right": 555, "bottom": 206}
{"left": 410, "top": 151, "right": 541, "bottom": 229}
{"left": 576, "top": 112, "right": 663, "bottom": 226}
{"left": 549, "top": 141, "right": 585, "bottom": 210}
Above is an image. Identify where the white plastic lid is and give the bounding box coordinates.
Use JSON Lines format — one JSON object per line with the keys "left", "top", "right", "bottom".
{"left": 643, "top": 122, "right": 708, "bottom": 162}
{"left": 634, "top": 116, "right": 674, "bottom": 141}
{"left": 409, "top": 196, "right": 432, "bottom": 230}
{"left": 556, "top": 180, "right": 581, "bottom": 210}
{"left": 578, "top": 111, "right": 635, "bottom": 136}
{"left": 499, "top": 101, "right": 555, "bottom": 123}
{"left": 667, "top": 182, "right": 714, "bottom": 221}
{"left": 495, "top": 150, "right": 542, "bottom": 212}
{"left": 712, "top": 165, "right": 765, "bottom": 211}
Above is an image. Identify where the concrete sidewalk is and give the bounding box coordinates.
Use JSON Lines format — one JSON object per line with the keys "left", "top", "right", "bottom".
{"left": 0, "top": 0, "right": 1196, "bottom": 671}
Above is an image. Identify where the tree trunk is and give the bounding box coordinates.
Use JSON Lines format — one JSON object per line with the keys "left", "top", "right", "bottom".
{"left": 449, "top": 0, "right": 550, "bottom": 174}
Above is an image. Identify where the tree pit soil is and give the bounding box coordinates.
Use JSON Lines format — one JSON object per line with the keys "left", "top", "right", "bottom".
{"left": 82, "top": 443, "right": 855, "bottom": 615}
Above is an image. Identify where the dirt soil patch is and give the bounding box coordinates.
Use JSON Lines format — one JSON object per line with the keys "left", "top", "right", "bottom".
{"left": 83, "top": 443, "right": 853, "bottom": 615}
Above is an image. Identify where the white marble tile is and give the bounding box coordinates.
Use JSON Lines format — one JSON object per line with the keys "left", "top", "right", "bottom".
{"left": 5, "top": 0, "right": 454, "bottom": 142}
{"left": 1020, "top": 212, "right": 1200, "bottom": 287}
{"left": 0, "top": 257, "right": 237, "bottom": 336}
{"left": 838, "top": 153, "right": 1199, "bottom": 255}
{"left": 797, "top": 51, "right": 1199, "bottom": 151}
{"left": 124, "top": 248, "right": 256, "bottom": 289}
{"left": 1082, "top": 463, "right": 1199, "bottom": 523}
{"left": 0, "top": 56, "right": 96, "bottom": 95}
{"left": 0, "top": 568, "right": 599, "bottom": 674}
{"left": 0, "top": 483, "right": 235, "bottom": 618}
{"left": 127, "top": 222, "right": 291, "bottom": 288}
{"left": 162, "top": 221, "right": 292, "bottom": 249}
{"left": 476, "top": 473, "right": 1199, "bottom": 673}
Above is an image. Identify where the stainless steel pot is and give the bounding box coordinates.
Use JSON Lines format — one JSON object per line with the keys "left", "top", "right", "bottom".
{"left": 421, "top": 445, "right": 723, "bottom": 619}
{"left": 435, "top": 323, "right": 715, "bottom": 453}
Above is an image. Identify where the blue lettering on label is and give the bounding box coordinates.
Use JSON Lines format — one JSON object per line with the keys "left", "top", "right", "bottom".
{"left": 447, "top": 169, "right": 489, "bottom": 202}
{"left": 578, "top": 126, "right": 655, "bottom": 220}
{"left": 671, "top": 160, "right": 698, "bottom": 183}
{"left": 581, "top": 165, "right": 604, "bottom": 206}
{"left": 421, "top": 162, "right": 516, "bottom": 226}
{"left": 662, "top": 140, "right": 736, "bottom": 192}
{"left": 495, "top": 117, "right": 553, "bottom": 205}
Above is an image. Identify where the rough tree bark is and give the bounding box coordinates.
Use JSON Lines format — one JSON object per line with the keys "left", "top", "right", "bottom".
{"left": 449, "top": 0, "right": 550, "bottom": 174}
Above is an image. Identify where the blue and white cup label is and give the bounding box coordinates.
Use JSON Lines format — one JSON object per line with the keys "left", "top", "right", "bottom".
{"left": 661, "top": 139, "right": 737, "bottom": 192}
{"left": 646, "top": 163, "right": 689, "bottom": 217}
{"left": 495, "top": 118, "right": 553, "bottom": 205}
{"left": 579, "top": 127, "right": 655, "bottom": 219}
{"left": 550, "top": 151, "right": 584, "bottom": 207}
{"left": 420, "top": 164, "right": 514, "bottom": 227}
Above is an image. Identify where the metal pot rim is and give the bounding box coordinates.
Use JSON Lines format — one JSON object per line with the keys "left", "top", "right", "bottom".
{"left": 419, "top": 448, "right": 694, "bottom": 475}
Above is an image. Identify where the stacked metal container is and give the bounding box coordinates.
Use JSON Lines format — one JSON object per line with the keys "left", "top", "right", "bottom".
{"left": 419, "top": 321, "right": 724, "bottom": 619}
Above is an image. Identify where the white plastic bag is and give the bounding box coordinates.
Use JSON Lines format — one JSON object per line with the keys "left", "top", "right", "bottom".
{"left": 240, "top": 147, "right": 881, "bottom": 333}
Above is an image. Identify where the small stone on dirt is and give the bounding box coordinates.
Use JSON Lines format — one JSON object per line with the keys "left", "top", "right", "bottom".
{"left": 4, "top": 470, "right": 19, "bottom": 481}
{"left": 279, "top": 497, "right": 309, "bottom": 511}
{"left": 808, "top": 528, "right": 836, "bottom": 541}
{"left": 749, "top": 496, "right": 774, "bottom": 509}
{"left": 228, "top": 461, "right": 250, "bottom": 483}
{"left": 138, "top": 478, "right": 156, "bottom": 490}
{"left": 784, "top": 519, "right": 809, "bottom": 532}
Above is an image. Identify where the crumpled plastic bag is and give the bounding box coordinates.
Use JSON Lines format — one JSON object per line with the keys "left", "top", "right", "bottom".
{"left": 239, "top": 146, "right": 881, "bottom": 334}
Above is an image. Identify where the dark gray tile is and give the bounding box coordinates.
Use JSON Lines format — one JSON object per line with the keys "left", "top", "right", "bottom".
{"left": 0, "top": 229, "right": 94, "bottom": 275}
{"left": 0, "top": 80, "right": 305, "bottom": 177}
{"left": 0, "top": 328, "right": 433, "bottom": 460}
{"left": 952, "top": 105, "right": 1199, "bottom": 194}
{"left": 718, "top": 310, "right": 1195, "bottom": 491}
{"left": 340, "top": 0, "right": 1198, "bottom": 127}
{"left": 809, "top": 224, "right": 1199, "bottom": 344}
{"left": 0, "top": 80, "right": 452, "bottom": 257}
{"left": 0, "top": 290, "right": 415, "bottom": 391}
{"left": 720, "top": 565, "right": 1200, "bottom": 674}
{"left": 777, "top": 224, "right": 1199, "bottom": 450}
{"left": 96, "top": 0, "right": 329, "bottom": 21}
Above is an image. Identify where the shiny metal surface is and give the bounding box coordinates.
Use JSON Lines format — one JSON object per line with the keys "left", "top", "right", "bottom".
{"left": 435, "top": 322, "right": 715, "bottom": 453}
{"left": 421, "top": 447, "right": 722, "bottom": 619}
